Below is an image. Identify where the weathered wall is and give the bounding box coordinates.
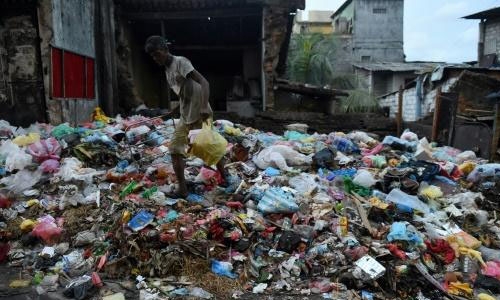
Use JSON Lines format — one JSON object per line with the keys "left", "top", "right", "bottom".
{"left": 38, "top": 0, "right": 97, "bottom": 125}
{"left": 0, "top": 12, "right": 46, "bottom": 126}
{"left": 484, "top": 17, "right": 500, "bottom": 61}
{"left": 379, "top": 77, "right": 457, "bottom": 122}
{"left": 353, "top": 0, "right": 404, "bottom": 63}
{"left": 330, "top": 35, "right": 354, "bottom": 74}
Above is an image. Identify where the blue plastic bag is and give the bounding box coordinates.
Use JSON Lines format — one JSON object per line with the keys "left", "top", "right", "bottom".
{"left": 127, "top": 210, "right": 154, "bottom": 232}
{"left": 264, "top": 167, "right": 280, "bottom": 177}
{"left": 211, "top": 260, "right": 237, "bottom": 279}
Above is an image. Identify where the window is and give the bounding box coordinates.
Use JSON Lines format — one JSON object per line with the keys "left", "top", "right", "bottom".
{"left": 51, "top": 47, "right": 95, "bottom": 99}
{"left": 361, "top": 56, "right": 371, "bottom": 62}
{"left": 373, "top": 8, "right": 387, "bottom": 14}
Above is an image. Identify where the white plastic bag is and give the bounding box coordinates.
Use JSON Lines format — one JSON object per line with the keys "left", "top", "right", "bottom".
{"left": 0, "top": 140, "right": 32, "bottom": 171}
{"left": 253, "top": 145, "right": 312, "bottom": 171}
{"left": 0, "top": 168, "right": 42, "bottom": 193}
{"left": 289, "top": 173, "right": 318, "bottom": 195}
{"left": 56, "top": 157, "right": 105, "bottom": 183}
{"left": 353, "top": 170, "right": 376, "bottom": 188}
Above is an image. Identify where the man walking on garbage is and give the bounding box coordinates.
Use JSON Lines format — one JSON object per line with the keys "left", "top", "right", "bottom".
{"left": 145, "top": 36, "right": 226, "bottom": 198}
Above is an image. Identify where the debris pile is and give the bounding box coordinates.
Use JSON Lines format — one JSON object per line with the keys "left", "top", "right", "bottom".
{"left": 0, "top": 114, "right": 500, "bottom": 300}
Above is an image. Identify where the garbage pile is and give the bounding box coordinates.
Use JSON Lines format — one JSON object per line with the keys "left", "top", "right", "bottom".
{"left": 0, "top": 114, "right": 500, "bottom": 300}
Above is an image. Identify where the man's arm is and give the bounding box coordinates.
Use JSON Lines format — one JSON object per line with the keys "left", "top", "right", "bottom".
{"left": 187, "top": 70, "right": 210, "bottom": 120}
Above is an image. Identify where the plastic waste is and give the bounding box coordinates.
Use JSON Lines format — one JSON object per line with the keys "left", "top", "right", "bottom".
{"left": 348, "top": 131, "right": 377, "bottom": 145}
{"left": 385, "top": 188, "right": 431, "bottom": 214}
{"left": 51, "top": 123, "right": 75, "bottom": 139}
{"left": 189, "top": 122, "right": 227, "bottom": 166}
{"left": 455, "top": 150, "right": 476, "bottom": 164}
{"left": 400, "top": 129, "right": 418, "bottom": 142}
{"left": 12, "top": 132, "right": 40, "bottom": 146}
{"left": 467, "top": 164, "right": 500, "bottom": 182}
{"left": 41, "top": 159, "right": 60, "bottom": 173}
{"left": 258, "top": 187, "right": 298, "bottom": 214}
{"left": 353, "top": 169, "right": 377, "bottom": 188}
{"left": 312, "top": 147, "right": 337, "bottom": 169}
{"left": 32, "top": 215, "right": 62, "bottom": 244}
{"left": 0, "top": 168, "right": 42, "bottom": 194}
{"left": 56, "top": 157, "right": 104, "bottom": 183}
{"left": 211, "top": 260, "right": 237, "bottom": 279}
{"left": 253, "top": 145, "right": 312, "bottom": 171}
{"left": 387, "top": 222, "right": 423, "bottom": 247}
{"left": 382, "top": 136, "right": 417, "bottom": 152}
{"left": 189, "top": 287, "right": 213, "bottom": 299}
{"left": 128, "top": 211, "right": 154, "bottom": 232}
{"left": 289, "top": 173, "right": 318, "bottom": 194}
{"left": 332, "top": 136, "right": 359, "bottom": 154}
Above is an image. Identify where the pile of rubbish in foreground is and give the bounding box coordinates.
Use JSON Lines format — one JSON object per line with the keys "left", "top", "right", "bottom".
{"left": 0, "top": 111, "right": 500, "bottom": 300}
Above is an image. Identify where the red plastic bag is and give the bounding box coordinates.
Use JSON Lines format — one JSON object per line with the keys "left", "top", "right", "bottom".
{"left": 31, "top": 216, "right": 62, "bottom": 244}
{"left": 28, "top": 138, "right": 61, "bottom": 163}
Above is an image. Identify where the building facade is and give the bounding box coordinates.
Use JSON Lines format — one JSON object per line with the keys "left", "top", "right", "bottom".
{"left": 292, "top": 11, "right": 333, "bottom": 34}
{"left": 331, "top": 0, "right": 405, "bottom": 74}
{"left": 464, "top": 7, "right": 500, "bottom": 67}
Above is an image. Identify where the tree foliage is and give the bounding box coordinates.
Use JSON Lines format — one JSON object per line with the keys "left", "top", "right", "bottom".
{"left": 287, "top": 33, "right": 337, "bottom": 86}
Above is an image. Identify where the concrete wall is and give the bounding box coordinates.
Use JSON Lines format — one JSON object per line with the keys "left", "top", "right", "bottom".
{"left": 379, "top": 77, "right": 457, "bottom": 122}
{"left": 330, "top": 35, "right": 354, "bottom": 74}
{"left": 484, "top": 17, "right": 500, "bottom": 60}
{"left": 353, "top": 0, "right": 404, "bottom": 62}
{"left": 38, "top": 0, "right": 98, "bottom": 125}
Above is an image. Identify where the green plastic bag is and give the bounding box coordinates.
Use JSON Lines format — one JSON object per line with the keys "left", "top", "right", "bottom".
{"left": 189, "top": 122, "right": 227, "bottom": 166}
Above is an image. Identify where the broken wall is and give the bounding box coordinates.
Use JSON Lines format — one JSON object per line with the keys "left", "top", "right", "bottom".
{"left": 0, "top": 12, "right": 46, "bottom": 126}
{"left": 38, "top": 0, "right": 98, "bottom": 125}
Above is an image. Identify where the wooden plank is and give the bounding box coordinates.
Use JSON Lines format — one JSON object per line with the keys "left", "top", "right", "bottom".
{"left": 122, "top": 7, "right": 261, "bottom": 20}
{"left": 431, "top": 87, "right": 442, "bottom": 142}
{"left": 397, "top": 85, "right": 403, "bottom": 136}
{"left": 490, "top": 102, "right": 500, "bottom": 161}
{"left": 351, "top": 193, "right": 375, "bottom": 236}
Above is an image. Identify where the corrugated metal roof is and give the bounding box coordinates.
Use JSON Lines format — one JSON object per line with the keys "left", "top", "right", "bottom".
{"left": 331, "top": 0, "right": 353, "bottom": 19}
{"left": 353, "top": 62, "right": 442, "bottom": 72}
{"left": 463, "top": 7, "right": 500, "bottom": 19}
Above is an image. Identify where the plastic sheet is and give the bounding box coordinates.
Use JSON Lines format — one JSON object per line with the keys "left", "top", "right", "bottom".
{"left": 189, "top": 122, "right": 227, "bottom": 166}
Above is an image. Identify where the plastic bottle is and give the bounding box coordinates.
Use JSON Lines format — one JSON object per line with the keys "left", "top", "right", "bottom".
{"left": 385, "top": 188, "right": 430, "bottom": 214}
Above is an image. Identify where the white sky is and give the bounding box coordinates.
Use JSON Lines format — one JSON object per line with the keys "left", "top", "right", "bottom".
{"left": 305, "top": 0, "right": 500, "bottom": 63}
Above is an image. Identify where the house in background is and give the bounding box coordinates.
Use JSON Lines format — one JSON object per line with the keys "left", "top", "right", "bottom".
{"left": 353, "top": 62, "right": 439, "bottom": 97}
{"left": 292, "top": 10, "right": 333, "bottom": 34}
{"left": 330, "top": 0, "right": 405, "bottom": 74}
{"left": 463, "top": 7, "right": 500, "bottom": 67}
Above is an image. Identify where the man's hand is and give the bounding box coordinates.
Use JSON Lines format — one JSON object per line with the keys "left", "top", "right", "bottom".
{"left": 200, "top": 107, "right": 211, "bottom": 122}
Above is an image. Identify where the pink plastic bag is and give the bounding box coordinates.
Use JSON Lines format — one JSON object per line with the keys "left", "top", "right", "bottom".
{"left": 483, "top": 261, "right": 500, "bottom": 279}
{"left": 31, "top": 216, "right": 62, "bottom": 244}
{"left": 28, "top": 138, "right": 61, "bottom": 163}
{"left": 40, "top": 159, "right": 60, "bottom": 173}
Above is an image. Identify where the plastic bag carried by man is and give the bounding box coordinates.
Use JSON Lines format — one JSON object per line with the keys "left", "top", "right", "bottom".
{"left": 144, "top": 36, "right": 227, "bottom": 198}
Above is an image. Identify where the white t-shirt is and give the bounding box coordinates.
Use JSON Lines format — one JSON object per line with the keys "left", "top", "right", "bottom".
{"left": 164, "top": 55, "right": 212, "bottom": 124}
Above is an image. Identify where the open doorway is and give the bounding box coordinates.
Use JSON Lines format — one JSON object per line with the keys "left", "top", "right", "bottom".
{"left": 121, "top": 10, "right": 262, "bottom": 113}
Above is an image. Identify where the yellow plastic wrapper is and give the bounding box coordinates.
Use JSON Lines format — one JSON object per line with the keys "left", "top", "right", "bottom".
{"left": 12, "top": 133, "right": 40, "bottom": 146}
{"left": 20, "top": 219, "right": 36, "bottom": 232}
{"left": 26, "top": 199, "right": 39, "bottom": 207}
{"left": 91, "top": 107, "right": 111, "bottom": 123}
{"left": 478, "top": 293, "right": 496, "bottom": 300}
{"left": 447, "top": 231, "right": 482, "bottom": 250}
{"left": 122, "top": 211, "right": 131, "bottom": 223}
{"left": 459, "top": 162, "right": 476, "bottom": 176}
{"left": 9, "top": 279, "right": 31, "bottom": 288}
{"left": 369, "top": 197, "right": 389, "bottom": 209}
{"left": 420, "top": 185, "right": 443, "bottom": 200}
{"left": 459, "top": 247, "right": 486, "bottom": 266}
{"left": 189, "top": 122, "right": 228, "bottom": 166}
{"left": 224, "top": 126, "right": 243, "bottom": 136}
{"left": 388, "top": 158, "right": 399, "bottom": 167}
{"left": 447, "top": 281, "right": 472, "bottom": 297}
